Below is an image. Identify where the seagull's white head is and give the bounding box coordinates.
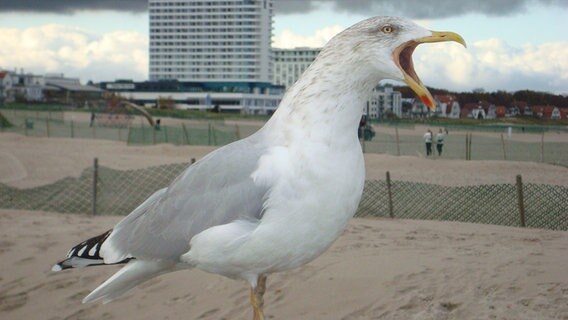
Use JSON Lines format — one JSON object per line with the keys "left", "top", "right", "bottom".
{"left": 327, "top": 16, "right": 466, "bottom": 110}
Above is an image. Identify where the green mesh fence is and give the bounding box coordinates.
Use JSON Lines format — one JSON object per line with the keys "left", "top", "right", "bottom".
{"left": 355, "top": 179, "right": 567, "bottom": 230}
{"left": 2, "top": 110, "right": 567, "bottom": 166}
{"left": 0, "top": 164, "right": 566, "bottom": 231}
{"left": 363, "top": 130, "right": 568, "bottom": 166}
{"left": 96, "top": 163, "right": 187, "bottom": 215}
{"left": 0, "top": 110, "right": 255, "bottom": 146}
{"left": 0, "top": 170, "right": 93, "bottom": 214}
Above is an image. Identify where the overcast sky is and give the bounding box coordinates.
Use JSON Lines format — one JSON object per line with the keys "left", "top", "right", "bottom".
{"left": 0, "top": 0, "right": 567, "bottom": 94}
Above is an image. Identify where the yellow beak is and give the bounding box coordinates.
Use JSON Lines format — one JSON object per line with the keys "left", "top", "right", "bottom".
{"left": 395, "top": 31, "right": 466, "bottom": 111}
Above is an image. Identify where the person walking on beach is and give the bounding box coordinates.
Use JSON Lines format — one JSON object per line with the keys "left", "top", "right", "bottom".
{"left": 423, "top": 129, "right": 433, "bottom": 156}
{"left": 436, "top": 128, "right": 445, "bottom": 156}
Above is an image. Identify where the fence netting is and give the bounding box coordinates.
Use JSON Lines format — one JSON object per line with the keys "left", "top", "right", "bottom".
{"left": 2, "top": 109, "right": 567, "bottom": 166}
{"left": 0, "top": 109, "right": 259, "bottom": 147}
{"left": 1, "top": 163, "right": 566, "bottom": 231}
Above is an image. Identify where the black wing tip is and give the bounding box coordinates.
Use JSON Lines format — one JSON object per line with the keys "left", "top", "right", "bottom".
{"left": 53, "top": 229, "right": 112, "bottom": 271}
{"left": 52, "top": 229, "right": 135, "bottom": 271}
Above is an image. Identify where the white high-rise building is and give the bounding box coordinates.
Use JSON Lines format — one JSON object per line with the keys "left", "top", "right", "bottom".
{"left": 148, "top": 0, "right": 273, "bottom": 83}
{"left": 272, "top": 47, "right": 321, "bottom": 89}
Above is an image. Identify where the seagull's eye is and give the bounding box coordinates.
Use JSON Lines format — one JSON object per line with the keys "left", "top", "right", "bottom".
{"left": 381, "top": 25, "right": 394, "bottom": 33}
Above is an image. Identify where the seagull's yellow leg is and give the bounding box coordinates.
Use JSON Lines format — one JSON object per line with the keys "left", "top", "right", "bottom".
{"left": 250, "top": 275, "right": 267, "bottom": 320}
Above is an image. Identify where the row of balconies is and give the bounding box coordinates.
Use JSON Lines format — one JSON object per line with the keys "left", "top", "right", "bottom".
{"left": 150, "top": 21, "right": 261, "bottom": 26}
{"left": 149, "top": 73, "right": 262, "bottom": 80}
{"left": 150, "top": 34, "right": 260, "bottom": 40}
{"left": 150, "top": 28, "right": 260, "bottom": 33}
{"left": 150, "top": 43, "right": 266, "bottom": 49}
{"left": 148, "top": 1, "right": 265, "bottom": 8}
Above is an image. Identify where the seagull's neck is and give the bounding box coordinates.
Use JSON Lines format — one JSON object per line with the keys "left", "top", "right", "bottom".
{"left": 263, "top": 49, "right": 381, "bottom": 149}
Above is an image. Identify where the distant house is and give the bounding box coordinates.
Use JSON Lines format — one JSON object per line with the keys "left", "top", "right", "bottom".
{"left": 472, "top": 106, "right": 486, "bottom": 119}
{"left": 551, "top": 106, "right": 561, "bottom": 120}
{"left": 486, "top": 105, "right": 497, "bottom": 119}
{"left": 532, "top": 105, "right": 545, "bottom": 118}
{"left": 0, "top": 71, "right": 13, "bottom": 103}
{"left": 462, "top": 102, "right": 490, "bottom": 119}
{"left": 10, "top": 72, "right": 46, "bottom": 102}
{"left": 495, "top": 106, "right": 507, "bottom": 118}
{"left": 410, "top": 99, "right": 430, "bottom": 118}
{"left": 508, "top": 101, "right": 527, "bottom": 117}
{"left": 461, "top": 103, "right": 477, "bottom": 118}
{"left": 507, "top": 106, "right": 521, "bottom": 117}
{"left": 0, "top": 69, "right": 103, "bottom": 105}
{"left": 559, "top": 108, "right": 568, "bottom": 119}
{"left": 434, "top": 94, "right": 460, "bottom": 118}
{"left": 447, "top": 101, "right": 461, "bottom": 118}
{"left": 43, "top": 74, "right": 103, "bottom": 105}
{"left": 532, "top": 105, "right": 564, "bottom": 120}
{"left": 522, "top": 106, "right": 533, "bottom": 117}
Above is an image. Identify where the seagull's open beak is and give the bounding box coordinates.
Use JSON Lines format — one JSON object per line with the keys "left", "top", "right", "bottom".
{"left": 393, "top": 31, "right": 466, "bottom": 111}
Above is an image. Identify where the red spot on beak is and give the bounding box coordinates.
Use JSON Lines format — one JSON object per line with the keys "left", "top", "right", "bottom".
{"left": 421, "top": 95, "right": 433, "bottom": 109}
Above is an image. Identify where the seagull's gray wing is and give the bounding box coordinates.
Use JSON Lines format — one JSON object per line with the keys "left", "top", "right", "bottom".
{"left": 102, "top": 136, "right": 269, "bottom": 262}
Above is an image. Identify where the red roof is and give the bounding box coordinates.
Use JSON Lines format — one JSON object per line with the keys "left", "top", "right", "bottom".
{"left": 435, "top": 94, "right": 455, "bottom": 104}
{"left": 532, "top": 105, "right": 559, "bottom": 119}
{"left": 0, "top": 71, "right": 8, "bottom": 79}
{"left": 495, "top": 106, "right": 507, "bottom": 117}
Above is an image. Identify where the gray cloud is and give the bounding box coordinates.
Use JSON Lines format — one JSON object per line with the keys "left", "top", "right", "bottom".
{"left": 0, "top": 0, "right": 146, "bottom": 13}
{"left": 274, "top": 0, "right": 568, "bottom": 18}
{"left": 0, "top": 0, "right": 566, "bottom": 18}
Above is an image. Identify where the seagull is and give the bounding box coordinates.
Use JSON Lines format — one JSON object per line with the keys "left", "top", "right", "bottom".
{"left": 52, "top": 16, "right": 465, "bottom": 320}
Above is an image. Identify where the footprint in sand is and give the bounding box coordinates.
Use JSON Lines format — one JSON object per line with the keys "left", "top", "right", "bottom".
{"left": 0, "top": 291, "right": 28, "bottom": 312}
{"left": 0, "top": 240, "right": 15, "bottom": 254}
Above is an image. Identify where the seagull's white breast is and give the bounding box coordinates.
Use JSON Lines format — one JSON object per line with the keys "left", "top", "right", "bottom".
{"left": 184, "top": 138, "right": 365, "bottom": 281}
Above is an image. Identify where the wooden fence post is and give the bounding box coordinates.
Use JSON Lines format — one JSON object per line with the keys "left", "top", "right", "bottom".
{"left": 540, "top": 132, "right": 544, "bottom": 163}
{"left": 92, "top": 158, "right": 98, "bottom": 216}
{"left": 126, "top": 124, "right": 132, "bottom": 145}
{"left": 182, "top": 123, "right": 190, "bottom": 145}
{"left": 395, "top": 127, "right": 400, "bottom": 156}
{"left": 386, "top": 171, "right": 394, "bottom": 218}
{"left": 516, "top": 174, "right": 526, "bottom": 227}
{"left": 465, "top": 133, "right": 469, "bottom": 160}
{"left": 500, "top": 134, "right": 507, "bottom": 160}
{"left": 468, "top": 133, "right": 472, "bottom": 160}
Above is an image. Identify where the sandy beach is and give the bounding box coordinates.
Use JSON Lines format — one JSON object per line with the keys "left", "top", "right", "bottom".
{"left": 0, "top": 133, "right": 567, "bottom": 319}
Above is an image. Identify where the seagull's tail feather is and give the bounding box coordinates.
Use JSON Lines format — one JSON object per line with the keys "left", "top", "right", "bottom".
{"left": 51, "top": 229, "right": 130, "bottom": 272}
{"left": 83, "top": 260, "right": 174, "bottom": 304}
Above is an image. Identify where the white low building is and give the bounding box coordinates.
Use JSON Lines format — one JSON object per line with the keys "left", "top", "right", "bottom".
{"left": 365, "top": 85, "right": 402, "bottom": 119}
{"left": 101, "top": 80, "right": 284, "bottom": 115}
